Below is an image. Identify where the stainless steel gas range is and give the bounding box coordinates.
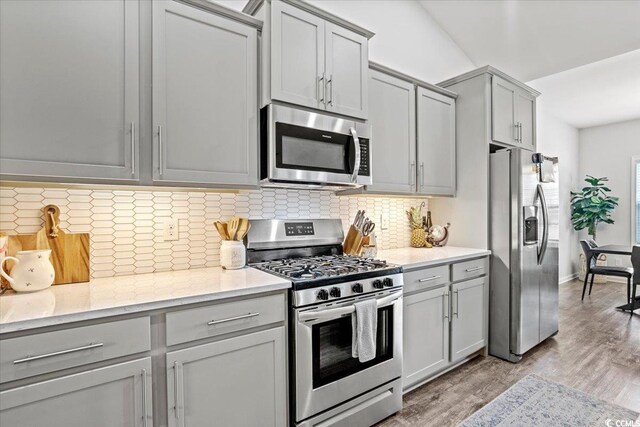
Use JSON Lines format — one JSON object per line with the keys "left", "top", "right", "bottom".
{"left": 246, "top": 219, "right": 403, "bottom": 427}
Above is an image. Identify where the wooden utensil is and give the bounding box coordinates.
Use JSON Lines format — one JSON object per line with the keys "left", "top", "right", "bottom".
{"left": 5, "top": 205, "right": 89, "bottom": 286}
{"left": 227, "top": 217, "right": 240, "bottom": 241}
{"left": 235, "top": 218, "right": 251, "bottom": 241}
{"left": 214, "top": 221, "right": 229, "bottom": 240}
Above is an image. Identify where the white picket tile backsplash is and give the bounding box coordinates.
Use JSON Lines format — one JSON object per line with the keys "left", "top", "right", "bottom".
{"left": 0, "top": 186, "right": 426, "bottom": 278}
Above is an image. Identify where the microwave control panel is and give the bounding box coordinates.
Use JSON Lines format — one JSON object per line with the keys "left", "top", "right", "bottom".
{"left": 358, "top": 139, "right": 370, "bottom": 176}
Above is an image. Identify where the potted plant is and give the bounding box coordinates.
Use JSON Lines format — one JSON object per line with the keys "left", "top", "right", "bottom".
{"left": 570, "top": 175, "right": 619, "bottom": 281}
{"left": 570, "top": 175, "right": 618, "bottom": 240}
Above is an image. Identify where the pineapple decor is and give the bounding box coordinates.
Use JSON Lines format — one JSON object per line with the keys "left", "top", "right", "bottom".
{"left": 407, "top": 202, "right": 427, "bottom": 248}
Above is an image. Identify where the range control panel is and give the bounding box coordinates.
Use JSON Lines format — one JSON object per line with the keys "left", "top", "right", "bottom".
{"left": 285, "top": 222, "right": 315, "bottom": 236}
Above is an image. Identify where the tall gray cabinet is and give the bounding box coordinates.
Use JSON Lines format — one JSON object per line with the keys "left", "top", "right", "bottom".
{"left": 244, "top": 0, "right": 373, "bottom": 120}
{"left": 430, "top": 66, "right": 540, "bottom": 249}
{"left": 347, "top": 63, "right": 457, "bottom": 197}
{"left": 0, "top": 0, "right": 140, "bottom": 181}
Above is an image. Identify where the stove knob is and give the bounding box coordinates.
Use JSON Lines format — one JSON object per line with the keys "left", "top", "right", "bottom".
{"left": 316, "top": 289, "right": 329, "bottom": 301}
{"left": 383, "top": 278, "right": 394, "bottom": 287}
{"left": 372, "top": 279, "right": 384, "bottom": 289}
{"left": 330, "top": 287, "right": 341, "bottom": 298}
{"left": 352, "top": 283, "right": 364, "bottom": 293}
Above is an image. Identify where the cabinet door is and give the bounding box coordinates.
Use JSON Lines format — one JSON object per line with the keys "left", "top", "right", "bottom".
{"left": 0, "top": 0, "right": 139, "bottom": 181}
{"left": 271, "top": 1, "right": 325, "bottom": 110}
{"left": 167, "top": 327, "right": 286, "bottom": 427}
{"left": 516, "top": 90, "right": 536, "bottom": 150}
{"left": 451, "top": 277, "right": 487, "bottom": 363}
{"left": 153, "top": 1, "right": 258, "bottom": 186}
{"left": 403, "top": 287, "right": 450, "bottom": 390}
{"left": 491, "top": 76, "right": 518, "bottom": 146}
{"left": 368, "top": 70, "right": 416, "bottom": 194}
{"left": 324, "top": 22, "right": 368, "bottom": 119}
{"left": 416, "top": 87, "right": 456, "bottom": 196}
{"left": 0, "top": 358, "right": 152, "bottom": 427}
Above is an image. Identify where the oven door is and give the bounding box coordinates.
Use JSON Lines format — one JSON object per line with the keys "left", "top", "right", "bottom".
{"left": 293, "top": 289, "right": 403, "bottom": 422}
{"left": 265, "top": 104, "right": 371, "bottom": 187}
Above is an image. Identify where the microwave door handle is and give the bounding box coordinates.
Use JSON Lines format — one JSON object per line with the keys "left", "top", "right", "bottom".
{"left": 349, "top": 127, "right": 361, "bottom": 183}
{"left": 537, "top": 183, "right": 549, "bottom": 264}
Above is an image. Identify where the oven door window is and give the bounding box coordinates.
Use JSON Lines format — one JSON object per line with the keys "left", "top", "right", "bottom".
{"left": 276, "top": 123, "right": 353, "bottom": 174}
{"left": 311, "top": 306, "right": 393, "bottom": 389}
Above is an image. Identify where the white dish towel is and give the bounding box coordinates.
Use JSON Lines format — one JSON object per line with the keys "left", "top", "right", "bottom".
{"left": 351, "top": 298, "right": 378, "bottom": 362}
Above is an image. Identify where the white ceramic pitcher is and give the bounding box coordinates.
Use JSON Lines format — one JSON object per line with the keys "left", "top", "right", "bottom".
{"left": 0, "top": 250, "right": 55, "bottom": 292}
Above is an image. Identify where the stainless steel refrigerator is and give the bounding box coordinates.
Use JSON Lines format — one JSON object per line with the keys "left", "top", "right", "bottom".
{"left": 489, "top": 148, "right": 559, "bottom": 363}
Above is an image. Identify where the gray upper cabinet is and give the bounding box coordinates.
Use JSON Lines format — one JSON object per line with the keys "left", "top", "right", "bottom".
{"left": 450, "top": 277, "right": 488, "bottom": 363}
{"left": 324, "top": 22, "right": 368, "bottom": 118}
{"left": 368, "top": 70, "right": 416, "bottom": 194}
{"left": 0, "top": 0, "right": 139, "bottom": 181}
{"left": 0, "top": 358, "right": 152, "bottom": 427}
{"left": 152, "top": 0, "right": 258, "bottom": 187}
{"left": 403, "top": 286, "right": 449, "bottom": 390}
{"left": 167, "top": 327, "right": 287, "bottom": 427}
{"left": 249, "top": 0, "right": 373, "bottom": 120}
{"left": 271, "top": 1, "right": 325, "bottom": 110}
{"left": 417, "top": 87, "right": 456, "bottom": 196}
{"left": 492, "top": 75, "right": 536, "bottom": 150}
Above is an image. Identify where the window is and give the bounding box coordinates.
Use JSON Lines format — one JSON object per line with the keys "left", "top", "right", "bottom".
{"left": 634, "top": 157, "right": 640, "bottom": 244}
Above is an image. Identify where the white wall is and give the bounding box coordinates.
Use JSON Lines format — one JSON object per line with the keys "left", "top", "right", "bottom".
{"left": 218, "top": 0, "right": 475, "bottom": 82}
{"left": 578, "top": 119, "right": 640, "bottom": 267}
{"left": 534, "top": 102, "right": 581, "bottom": 282}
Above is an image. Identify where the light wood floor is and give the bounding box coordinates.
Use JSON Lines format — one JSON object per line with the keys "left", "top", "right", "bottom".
{"left": 379, "top": 279, "right": 640, "bottom": 426}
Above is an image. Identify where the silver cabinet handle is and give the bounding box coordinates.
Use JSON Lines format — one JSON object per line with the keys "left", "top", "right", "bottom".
{"left": 318, "top": 74, "right": 324, "bottom": 104}
{"left": 420, "top": 162, "right": 425, "bottom": 188}
{"left": 453, "top": 290, "right": 459, "bottom": 317}
{"left": 349, "top": 127, "right": 361, "bottom": 184}
{"left": 519, "top": 122, "right": 523, "bottom": 143}
{"left": 157, "top": 125, "right": 163, "bottom": 176}
{"left": 207, "top": 312, "right": 259, "bottom": 326}
{"left": 141, "top": 369, "right": 148, "bottom": 427}
{"left": 173, "top": 361, "right": 181, "bottom": 420}
{"left": 321, "top": 73, "right": 326, "bottom": 106}
{"left": 13, "top": 342, "right": 104, "bottom": 364}
{"left": 410, "top": 161, "right": 415, "bottom": 187}
{"left": 443, "top": 292, "right": 449, "bottom": 321}
{"left": 418, "top": 275, "right": 441, "bottom": 283}
{"left": 514, "top": 123, "right": 519, "bottom": 141}
{"left": 327, "top": 74, "right": 333, "bottom": 106}
{"left": 465, "top": 266, "right": 483, "bottom": 272}
{"left": 131, "top": 122, "right": 136, "bottom": 176}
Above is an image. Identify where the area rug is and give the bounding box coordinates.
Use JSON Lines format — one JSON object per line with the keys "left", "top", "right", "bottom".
{"left": 459, "top": 374, "right": 639, "bottom": 427}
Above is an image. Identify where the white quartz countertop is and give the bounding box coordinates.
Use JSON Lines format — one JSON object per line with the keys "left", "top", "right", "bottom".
{"left": 377, "top": 246, "right": 491, "bottom": 270}
{"left": 0, "top": 267, "right": 291, "bottom": 334}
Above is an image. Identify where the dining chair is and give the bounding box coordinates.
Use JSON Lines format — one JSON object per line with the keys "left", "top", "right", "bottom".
{"left": 580, "top": 240, "right": 633, "bottom": 301}
{"left": 631, "top": 245, "right": 640, "bottom": 312}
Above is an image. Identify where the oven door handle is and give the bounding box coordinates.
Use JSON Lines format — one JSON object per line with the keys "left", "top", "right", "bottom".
{"left": 299, "top": 291, "right": 401, "bottom": 323}
{"left": 349, "top": 127, "right": 361, "bottom": 183}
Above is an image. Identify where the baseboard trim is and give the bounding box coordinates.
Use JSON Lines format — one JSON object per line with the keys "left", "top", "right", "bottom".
{"left": 559, "top": 273, "right": 578, "bottom": 284}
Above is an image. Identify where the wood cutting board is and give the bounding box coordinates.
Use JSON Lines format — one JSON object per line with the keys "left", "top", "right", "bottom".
{"left": 5, "top": 205, "right": 90, "bottom": 286}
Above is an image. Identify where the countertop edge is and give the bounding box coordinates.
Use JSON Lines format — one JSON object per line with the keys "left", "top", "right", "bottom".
{"left": 0, "top": 280, "right": 291, "bottom": 335}
{"left": 393, "top": 250, "right": 492, "bottom": 271}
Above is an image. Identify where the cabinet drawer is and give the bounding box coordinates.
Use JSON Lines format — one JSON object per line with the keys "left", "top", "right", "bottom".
{"left": 0, "top": 317, "right": 150, "bottom": 383}
{"left": 166, "top": 293, "right": 285, "bottom": 346}
{"left": 452, "top": 257, "right": 489, "bottom": 282}
{"left": 403, "top": 265, "right": 450, "bottom": 294}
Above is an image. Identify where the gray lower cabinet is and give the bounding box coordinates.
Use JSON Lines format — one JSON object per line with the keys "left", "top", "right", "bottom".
{"left": 402, "top": 257, "right": 489, "bottom": 392}
{"left": 152, "top": 0, "right": 258, "bottom": 186}
{"left": 0, "top": 0, "right": 139, "bottom": 181}
{"left": 451, "top": 277, "right": 488, "bottom": 363}
{"left": 367, "top": 69, "right": 416, "bottom": 194}
{"left": 167, "top": 326, "right": 287, "bottom": 427}
{"left": 403, "top": 286, "right": 449, "bottom": 390}
{"left": 416, "top": 86, "right": 456, "bottom": 196}
{"left": 0, "top": 357, "right": 152, "bottom": 427}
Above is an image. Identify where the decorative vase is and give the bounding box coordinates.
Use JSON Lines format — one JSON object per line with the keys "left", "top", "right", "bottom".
{"left": 0, "top": 250, "right": 55, "bottom": 292}
{"left": 220, "top": 241, "right": 246, "bottom": 270}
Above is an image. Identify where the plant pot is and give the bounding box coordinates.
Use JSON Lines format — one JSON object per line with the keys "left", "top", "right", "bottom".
{"left": 578, "top": 253, "right": 607, "bottom": 283}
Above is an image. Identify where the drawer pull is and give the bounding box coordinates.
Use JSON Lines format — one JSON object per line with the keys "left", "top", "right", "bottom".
{"left": 13, "top": 342, "right": 104, "bottom": 364}
{"left": 207, "top": 312, "right": 260, "bottom": 326}
{"left": 418, "top": 275, "right": 441, "bottom": 283}
{"left": 465, "top": 266, "right": 483, "bottom": 272}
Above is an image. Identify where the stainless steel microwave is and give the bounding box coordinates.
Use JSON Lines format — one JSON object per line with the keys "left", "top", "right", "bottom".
{"left": 260, "top": 104, "right": 372, "bottom": 189}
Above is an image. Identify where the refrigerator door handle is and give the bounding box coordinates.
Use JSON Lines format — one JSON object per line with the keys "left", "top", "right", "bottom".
{"left": 537, "top": 184, "right": 549, "bottom": 264}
